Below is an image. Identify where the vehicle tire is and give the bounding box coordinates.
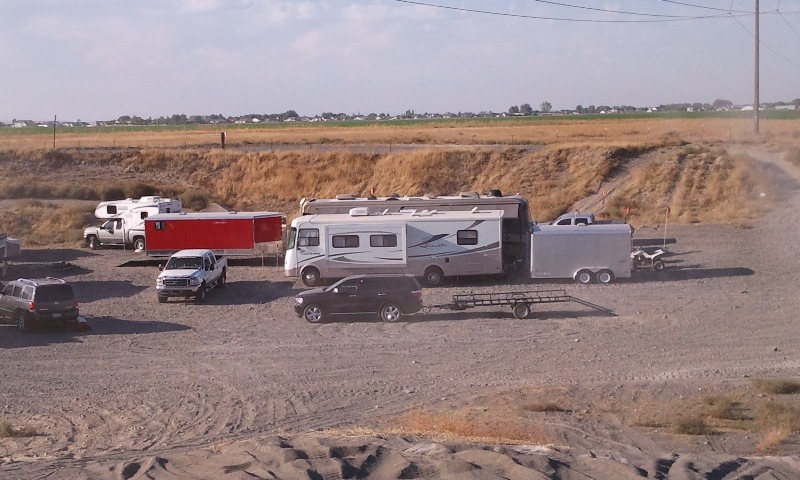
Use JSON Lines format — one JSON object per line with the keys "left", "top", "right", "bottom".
{"left": 380, "top": 303, "right": 402, "bottom": 323}
{"left": 17, "top": 311, "right": 34, "bottom": 333}
{"left": 218, "top": 269, "right": 227, "bottom": 288}
{"left": 157, "top": 294, "right": 168, "bottom": 303}
{"left": 597, "top": 270, "right": 615, "bottom": 284}
{"left": 575, "top": 269, "right": 594, "bottom": 284}
{"left": 512, "top": 303, "right": 531, "bottom": 319}
{"left": 133, "top": 237, "right": 146, "bottom": 251}
{"left": 301, "top": 267, "right": 321, "bottom": 287}
{"left": 195, "top": 284, "right": 207, "bottom": 303}
{"left": 87, "top": 236, "right": 100, "bottom": 250}
{"left": 653, "top": 260, "right": 666, "bottom": 271}
{"left": 424, "top": 266, "right": 444, "bottom": 286}
{"left": 303, "top": 304, "right": 325, "bottom": 323}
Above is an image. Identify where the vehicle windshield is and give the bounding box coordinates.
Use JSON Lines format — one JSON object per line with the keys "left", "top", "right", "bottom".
{"left": 34, "top": 284, "right": 75, "bottom": 302}
{"left": 165, "top": 257, "right": 202, "bottom": 270}
{"left": 287, "top": 227, "right": 297, "bottom": 249}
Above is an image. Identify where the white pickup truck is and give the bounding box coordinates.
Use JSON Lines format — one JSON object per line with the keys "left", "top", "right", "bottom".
{"left": 156, "top": 249, "right": 227, "bottom": 303}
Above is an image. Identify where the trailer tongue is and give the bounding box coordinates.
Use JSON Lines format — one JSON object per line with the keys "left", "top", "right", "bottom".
{"left": 429, "top": 289, "right": 614, "bottom": 319}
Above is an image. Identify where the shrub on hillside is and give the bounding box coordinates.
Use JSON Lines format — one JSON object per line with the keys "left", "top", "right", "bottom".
{"left": 181, "top": 189, "right": 210, "bottom": 211}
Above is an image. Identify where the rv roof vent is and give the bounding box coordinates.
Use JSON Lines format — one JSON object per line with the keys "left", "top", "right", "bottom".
{"left": 423, "top": 193, "right": 438, "bottom": 199}
{"left": 336, "top": 194, "right": 356, "bottom": 200}
{"left": 367, "top": 195, "right": 377, "bottom": 200}
{"left": 486, "top": 189, "right": 503, "bottom": 197}
{"left": 349, "top": 207, "right": 370, "bottom": 216}
{"left": 460, "top": 191, "right": 480, "bottom": 198}
{"left": 470, "top": 206, "right": 479, "bottom": 213}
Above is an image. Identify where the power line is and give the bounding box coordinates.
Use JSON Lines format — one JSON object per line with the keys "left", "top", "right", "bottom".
{"left": 391, "top": 0, "right": 736, "bottom": 22}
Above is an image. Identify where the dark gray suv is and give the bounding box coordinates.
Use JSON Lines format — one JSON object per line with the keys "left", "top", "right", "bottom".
{"left": 0, "top": 278, "right": 79, "bottom": 332}
{"left": 294, "top": 274, "right": 423, "bottom": 323}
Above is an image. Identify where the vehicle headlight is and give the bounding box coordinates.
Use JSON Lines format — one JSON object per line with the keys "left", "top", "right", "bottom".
{"left": 295, "top": 297, "right": 304, "bottom": 305}
{"left": 156, "top": 277, "right": 164, "bottom": 286}
{"left": 190, "top": 277, "right": 201, "bottom": 286}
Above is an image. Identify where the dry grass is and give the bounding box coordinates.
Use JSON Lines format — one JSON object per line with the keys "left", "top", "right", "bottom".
{"left": 672, "top": 417, "right": 714, "bottom": 435}
{"left": 751, "top": 378, "right": 800, "bottom": 395}
{"left": 0, "top": 117, "right": 796, "bottom": 246}
{"left": 389, "top": 407, "right": 547, "bottom": 445}
{"left": 0, "top": 421, "right": 38, "bottom": 438}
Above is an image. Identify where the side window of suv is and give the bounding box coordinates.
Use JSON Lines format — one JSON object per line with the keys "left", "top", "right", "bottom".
{"left": 21, "top": 286, "right": 34, "bottom": 301}
{"left": 2, "top": 284, "right": 13, "bottom": 295}
{"left": 11, "top": 285, "right": 23, "bottom": 297}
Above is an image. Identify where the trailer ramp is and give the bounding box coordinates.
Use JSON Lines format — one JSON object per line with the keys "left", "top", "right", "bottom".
{"left": 431, "top": 289, "right": 613, "bottom": 319}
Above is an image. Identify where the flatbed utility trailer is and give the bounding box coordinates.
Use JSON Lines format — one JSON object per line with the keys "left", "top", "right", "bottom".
{"left": 431, "top": 289, "right": 613, "bottom": 319}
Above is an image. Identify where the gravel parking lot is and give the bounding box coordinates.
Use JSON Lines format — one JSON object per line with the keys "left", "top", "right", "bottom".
{"left": 1, "top": 150, "right": 799, "bottom": 479}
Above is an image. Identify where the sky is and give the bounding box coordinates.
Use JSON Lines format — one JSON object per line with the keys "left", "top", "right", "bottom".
{"left": 1, "top": 0, "right": 799, "bottom": 122}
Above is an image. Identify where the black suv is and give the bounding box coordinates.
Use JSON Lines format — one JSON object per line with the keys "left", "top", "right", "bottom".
{"left": 294, "top": 274, "right": 423, "bottom": 323}
{"left": 0, "top": 278, "right": 79, "bottom": 332}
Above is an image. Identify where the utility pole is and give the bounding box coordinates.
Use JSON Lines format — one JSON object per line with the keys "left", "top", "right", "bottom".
{"left": 754, "top": 0, "right": 760, "bottom": 134}
{"left": 53, "top": 115, "right": 57, "bottom": 149}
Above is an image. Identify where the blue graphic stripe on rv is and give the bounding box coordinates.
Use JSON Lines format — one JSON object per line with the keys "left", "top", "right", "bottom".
{"left": 407, "top": 220, "right": 485, "bottom": 248}
{"left": 407, "top": 241, "right": 500, "bottom": 259}
{"left": 331, "top": 255, "right": 404, "bottom": 263}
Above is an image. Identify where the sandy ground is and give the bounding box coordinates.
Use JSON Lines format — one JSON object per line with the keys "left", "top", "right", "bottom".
{"left": 1, "top": 148, "right": 799, "bottom": 479}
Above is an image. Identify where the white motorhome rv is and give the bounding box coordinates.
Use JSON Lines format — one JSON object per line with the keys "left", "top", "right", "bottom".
{"left": 84, "top": 196, "right": 183, "bottom": 250}
{"left": 530, "top": 223, "right": 633, "bottom": 284}
{"left": 299, "top": 191, "right": 531, "bottom": 271}
{"left": 285, "top": 208, "right": 505, "bottom": 286}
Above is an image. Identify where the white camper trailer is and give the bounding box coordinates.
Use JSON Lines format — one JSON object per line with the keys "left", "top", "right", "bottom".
{"left": 530, "top": 224, "right": 633, "bottom": 284}
{"left": 285, "top": 208, "right": 505, "bottom": 286}
{"left": 84, "top": 196, "right": 182, "bottom": 250}
{"left": 94, "top": 196, "right": 182, "bottom": 219}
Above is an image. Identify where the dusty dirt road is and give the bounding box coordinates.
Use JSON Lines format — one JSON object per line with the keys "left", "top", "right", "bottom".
{"left": 0, "top": 148, "right": 799, "bottom": 479}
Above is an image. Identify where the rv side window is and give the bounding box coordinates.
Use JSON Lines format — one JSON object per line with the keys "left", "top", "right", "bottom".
{"left": 332, "top": 235, "right": 359, "bottom": 248}
{"left": 141, "top": 212, "right": 148, "bottom": 220}
{"left": 370, "top": 234, "right": 397, "bottom": 247}
{"left": 154, "top": 221, "right": 167, "bottom": 230}
{"left": 456, "top": 230, "right": 478, "bottom": 245}
{"left": 106, "top": 206, "right": 117, "bottom": 215}
{"left": 298, "top": 228, "right": 320, "bottom": 247}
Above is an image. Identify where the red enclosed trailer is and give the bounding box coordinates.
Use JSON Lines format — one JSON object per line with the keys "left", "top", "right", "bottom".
{"left": 144, "top": 212, "right": 285, "bottom": 257}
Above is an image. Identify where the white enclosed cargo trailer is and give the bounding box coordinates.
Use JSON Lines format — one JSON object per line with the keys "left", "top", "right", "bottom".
{"left": 285, "top": 208, "right": 505, "bottom": 286}
{"left": 530, "top": 224, "right": 633, "bottom": 284}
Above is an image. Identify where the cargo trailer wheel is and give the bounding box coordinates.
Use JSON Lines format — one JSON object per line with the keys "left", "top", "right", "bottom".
{"left": 303, "top": 304, "right": 325, "bottom": 323}
{"left": 302, "top": 268, "right": 320, "bottom": 287}
{"left": 87, "top": 236, "right": 100, "bottom": 250}
{"left": 195, "top": 285, "right": 207, "bottom": 303}
{"left": 654, "top": 260, "right": 665, "bottom": 271}
{"left": 133, "top": 237, "right": 145, "bottom": 251}
{"left": 597, "top": 270, "right": 615, "bottom": 284}
{"left": 424, "top": 266, "right": 444, "bottom": 286}
{"left": 17, "top": 311, "right": 34, "bottom": 333}
{"left": 512, "top": 303, "right": 531, "bottom": 319}
{"left": 380, "top": 303, "right": 402, "bottom": 323}
{"left": 576, "top": 270, "right": 594, "bottom": 284}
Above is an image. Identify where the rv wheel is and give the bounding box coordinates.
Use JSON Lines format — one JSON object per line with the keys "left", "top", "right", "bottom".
{"left": 424, "top": 267, "right": 444, "bottom": 286}
{"left": 133, "top": 237, "right": 145, "bottom": 251}
{"left": 575, "top": 270, "right": 595, "bottom": 285}
{"left": 302, "top": 268, "right": 320, "bottom": 287}
{"left": 303, "top": 304, "right": 325, "bottom": 323}
{"left": 512, "top": 303, "right": 531, "bottom": 319}
{"left": 380, "top": 303, "right": 402, "bottom": 323}
{"left": 87, "top": 236, "right": 100, "bottom": 250}
{"left": 597, "top": 270, "right": 615, "bottom": 284}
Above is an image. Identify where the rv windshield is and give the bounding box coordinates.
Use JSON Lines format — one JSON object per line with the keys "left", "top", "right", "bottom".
{"left": 287, "top": 228, "right": 297, "bottom": 250}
